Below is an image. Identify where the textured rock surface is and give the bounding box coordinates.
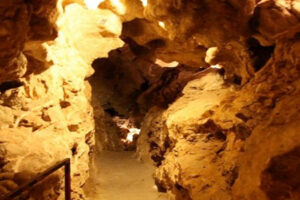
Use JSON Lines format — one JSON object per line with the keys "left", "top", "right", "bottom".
{"left": 138, "top": 71, "right": 237, "bottom": 200}
{"left": 85, "top": 1, "right": 300, "bottom": 199}
{"left": 0, "top": 0, "right": 299, "bottom": 199}
{"left": 138, "top": 36, "right": 300, "bottom": 199}
{"left": 90, "top": 44, "right": 203, "bottom": 122}
{"left": 122, "top": 0, "right": 257, "bottom": 83}
{"left": 0, "top": 0, "right": 123, "bottom": 199}
{"left": 136, "top": 1, "right": 300, "bottom": 200}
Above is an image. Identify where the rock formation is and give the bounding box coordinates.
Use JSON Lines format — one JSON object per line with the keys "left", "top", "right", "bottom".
{"left": 0, "top": 0, "right": 123, "bottom": 199}
{"left": 135, "top": 1, "right": 300, "bottom": 200}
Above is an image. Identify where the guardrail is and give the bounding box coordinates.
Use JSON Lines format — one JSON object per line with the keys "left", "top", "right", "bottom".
{"left": 1, "top": 158, "right": 71, "bottom": 200}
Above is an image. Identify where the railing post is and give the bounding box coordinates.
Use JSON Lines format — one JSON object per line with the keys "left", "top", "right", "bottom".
{"left": 65, "top": 159, "right": 71, "bottom": 200}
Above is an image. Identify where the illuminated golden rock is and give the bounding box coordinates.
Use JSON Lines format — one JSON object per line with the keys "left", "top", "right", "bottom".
{"left": 0, "top": 0, "right": 124, "bottom": 199}
{"left": 137, "top": 34, "right": 300, "bottom": 200}
{"left": 0, "top": 0, "right": 299, "bottom": 199}
{"left": 252, "top": 0, "right": 300, "bottom": 45}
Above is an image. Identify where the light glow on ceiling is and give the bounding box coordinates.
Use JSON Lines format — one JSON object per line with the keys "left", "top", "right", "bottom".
{"left": 140, "top": 0, "right": 148, "bottom": 7}
{"left": 110, "top": 0, "right": 126, "bottom": 14}
{"left": 155, "top": 59, "right": 179, "bottom": 68}
{"left": 84, "top": 0, "right": 105, "bottom": 9}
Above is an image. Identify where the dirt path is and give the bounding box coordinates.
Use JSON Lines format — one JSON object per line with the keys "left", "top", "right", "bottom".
{"left": 84, "top": 151, "right": 169, "bottom": 200}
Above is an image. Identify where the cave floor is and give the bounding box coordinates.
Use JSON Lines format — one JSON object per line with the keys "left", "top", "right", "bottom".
{"left": 84, "top": 151, "right": 169, "bottom": 200}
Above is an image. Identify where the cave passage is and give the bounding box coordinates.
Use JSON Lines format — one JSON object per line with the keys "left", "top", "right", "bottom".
{"left": 83, "top": 44, "right": 176, "bottom": 199}
{"left": 84, "top": 151, "right": 168, "bottom": 200}
{"left": 83, "top": 108, "right": 168, "bottom": 200}
{"left": 0, "top": 0, "right": 299, "bottom": 200}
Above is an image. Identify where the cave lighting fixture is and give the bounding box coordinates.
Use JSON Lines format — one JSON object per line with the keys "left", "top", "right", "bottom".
{"left": 84, "top": 0, "right": 105, "bottom": 9}
{"left": 155, "top": 59, "right": 179, "bottom": 68}
{"left": 158, "top": 21, "right": 166, "bottom": 30}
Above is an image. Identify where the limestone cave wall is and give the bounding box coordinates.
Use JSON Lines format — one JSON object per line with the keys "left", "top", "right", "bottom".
{"left": 0, "top": 0, "right": 123, "bottom": 199}
{"left": 134, "top": 1, "right": 300, "bottom": 200}
{"left": 0, "top": 0, "right": 299, "bottom": 200}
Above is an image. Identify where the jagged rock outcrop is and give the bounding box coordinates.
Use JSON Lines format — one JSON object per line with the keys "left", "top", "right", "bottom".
{"left": 136, "top": 1, "right": 300, "bottom": 200}
{"left": 0, "top": 0, "right": 123, "bottom": 199}
{"left": 122, "top": 0, "right": 258, "bottom": 84}
{"left": 138, "top": 37, "right": 300, "bottom": 200}
{"left": 138, "top": 71, "right": 237, "bottom": 200}
{"left": 90, "top": 44, "right": 205, "bottom": 119}
{"left": 0, "top": 0, "right": 299, "bottom": 199}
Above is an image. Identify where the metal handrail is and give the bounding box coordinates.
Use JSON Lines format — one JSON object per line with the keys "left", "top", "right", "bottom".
{"left": 1, "top": 158, "right": 71, "bottom": 200}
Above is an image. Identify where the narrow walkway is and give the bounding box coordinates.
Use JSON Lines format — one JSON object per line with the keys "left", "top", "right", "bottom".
{"left": 84, "top": 151, "right": 169, "bottom": 200}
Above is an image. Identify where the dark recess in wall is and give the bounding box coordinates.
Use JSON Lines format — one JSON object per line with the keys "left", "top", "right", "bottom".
{"left": 261, "top": 145, "right": 300, "bottom": 200}
{"left": 247, "top": 37, "right": 275, "bottom": 72}
{"left": 104, "top": 108, "right": 120, "bottom": 117}
{"left": 0, "top": 81, "right": 23, "bottom": 93}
